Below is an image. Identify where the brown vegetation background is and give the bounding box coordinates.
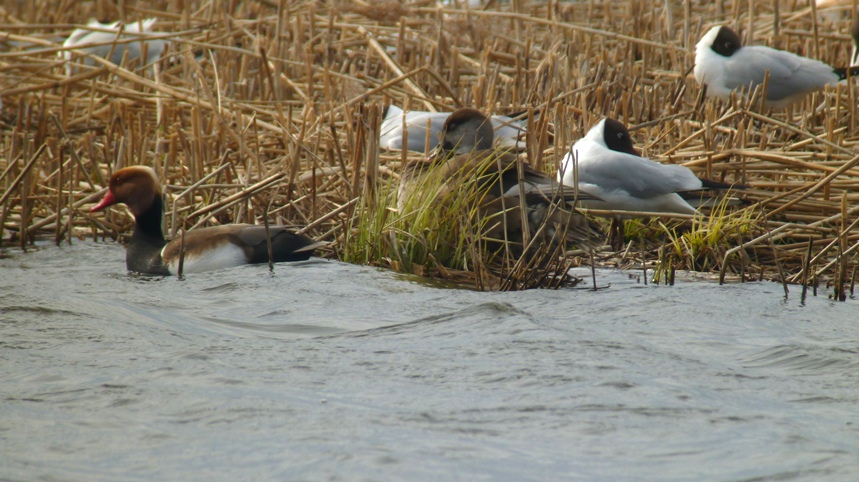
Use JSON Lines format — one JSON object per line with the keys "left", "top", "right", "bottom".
{"left": 1, "top": 0, "right": 857, "bottom": 292}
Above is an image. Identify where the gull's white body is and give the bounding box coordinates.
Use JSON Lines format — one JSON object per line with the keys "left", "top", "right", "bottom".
{"left": 694, "top": 26, "right": 842, "bottom": 109}
{"left": 62, "top": 18, "right": 167, "bottom": 73}
{"left": 380, "top": 105, "right": 527, "bottom": 153}
{"left": 559, "top": 119, "right": 700, "bottom": 215}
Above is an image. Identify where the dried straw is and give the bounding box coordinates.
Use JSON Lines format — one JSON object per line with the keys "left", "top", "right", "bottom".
{"left": 0, "top": 0, "right": 857, "bottom": 292}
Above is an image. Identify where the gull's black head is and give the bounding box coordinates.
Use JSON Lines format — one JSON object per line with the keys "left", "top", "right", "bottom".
{"left": 710, "top": 26, "right": 742, "bottom": 57}
{"left": 601, "top": 118, "right": 639, "bottom": 156}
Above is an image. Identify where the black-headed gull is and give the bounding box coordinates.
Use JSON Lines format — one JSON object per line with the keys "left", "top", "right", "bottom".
{"left": 398, "top": 108, "right": 601, "bottom": 253}
{"left": 694, "top": 24, "right": 859, "bottom": 108}
{"left": 62, "top": 18, "right": 168, "bottom": 74}
{"left": 559, "top": 117, "right": 737, "bottom": 248}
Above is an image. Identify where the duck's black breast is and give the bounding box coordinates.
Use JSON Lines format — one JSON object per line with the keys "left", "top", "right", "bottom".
{"left": 126, "top": 196, "right": 170, "bottom": 275}
{"left": 126, "top": 230, "right": 170, "bottom": 275}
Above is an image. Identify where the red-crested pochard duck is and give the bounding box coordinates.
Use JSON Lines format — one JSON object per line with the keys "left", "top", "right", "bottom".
{"left": 90, "top": 166, "right": 324, "bottom": 275}
{"left": 398, "top": 107, "right": 602, "bottom": 254}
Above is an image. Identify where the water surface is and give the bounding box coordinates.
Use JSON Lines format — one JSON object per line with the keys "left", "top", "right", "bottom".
{"left": 1, "top": 242, "right": 858, "bottom": 481}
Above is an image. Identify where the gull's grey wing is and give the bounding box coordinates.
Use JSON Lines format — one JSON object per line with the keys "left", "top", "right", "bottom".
{"left": 489, "top": 116, "right": 527, "bottom": 149}
{"left": 726, "top": 46, "right": 835, "bottom": 101}
{"left": 573, "top": 142, "right": 703, "bottom": 199}
{"left": 379, "top": 108, "right": 448, "bottom": 152}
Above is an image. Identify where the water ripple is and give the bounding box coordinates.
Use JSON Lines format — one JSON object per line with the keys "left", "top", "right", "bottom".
{"left": 742, "top": 344, "right": 859, "bottom": 374}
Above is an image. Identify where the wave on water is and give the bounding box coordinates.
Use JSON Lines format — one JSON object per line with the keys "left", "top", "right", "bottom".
{"left": 1, "top": 305, "right": 82, "bottom": 317}
{"left": 200, "top": 316, "right": 347, "bottom": 336}
{"left": 742, "top": 344, "right": 859, "bottom": 374}
{"left": 343, "top": 302, "right": 541, "bottom": 339}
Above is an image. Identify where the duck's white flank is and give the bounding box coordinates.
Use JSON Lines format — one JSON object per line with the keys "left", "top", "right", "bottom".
{"left": 163, "top": 241, "right": 246, "bottom": 275}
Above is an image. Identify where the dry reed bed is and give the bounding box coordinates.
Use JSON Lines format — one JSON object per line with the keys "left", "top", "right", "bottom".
{"left": 0, "top": 0, "right": 857, "bottom": 294}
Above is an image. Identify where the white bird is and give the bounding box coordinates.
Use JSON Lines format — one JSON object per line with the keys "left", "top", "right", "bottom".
{"left": 559, "top": 118, "right": 736, "bottom": 248}
{"left": 380, "top": 105, "right": 527, "bottom": 153}
{"left": 62, "top": 18, "right": 168, "bottom": 74}
{"left": 694, "top": 24, "right": 859, "bottom": 108}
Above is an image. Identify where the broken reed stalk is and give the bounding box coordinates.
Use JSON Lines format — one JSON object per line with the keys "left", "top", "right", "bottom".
{"left": 55, "top": 144, "right": 63, "bottom": 246}
{"left": 761, "top": 206, "right": 790, "bottom": 299}
{"left": 19, "top": 147, "right": 30, "bottom": 251}
{"left": 0, "top": 144, "right": 46, "bottom": 207}
{"left": 263, "top": 205, "right": 274, "bottom": 273}
{"left": 177, "top": 227, "right": 186, "bottom": 279}
{"left": 800, "top": 235, "right": 814, "bottom": 304}
{"left": 641, "top": 237, "right": 648, "bottom": 286}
